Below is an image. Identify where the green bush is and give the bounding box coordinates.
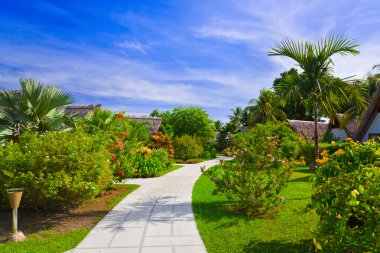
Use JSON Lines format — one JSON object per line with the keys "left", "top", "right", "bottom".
{"left": 311, "top": 139, "right": 380, "bottom": 252}
{"left": 209, "top": 122, "right": 297, "bottom": 216}
{"left": 173, "top": 135, "right": 203, "bottom": 161}
{"left": 151, "top": 148, "right": 171, "bottom": 168}
{"left": 201, "top": 143, "right": 217, "bottom": 159}
{"left": 132, "top": 153, "right": 166, "bottom": 178}
{"left": 0, "top": 131, "right": 112, "bottom": 210}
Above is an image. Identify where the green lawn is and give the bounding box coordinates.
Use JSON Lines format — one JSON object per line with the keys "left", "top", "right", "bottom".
{"left": 192, "top": 166, "right": 318, "bottom": 253}
{"left": 0, "top": 184, "right": 139, "bottom": 253}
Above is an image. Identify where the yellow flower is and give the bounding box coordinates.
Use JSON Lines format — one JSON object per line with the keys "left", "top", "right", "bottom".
{"left": 138, "top": 146, "right": 152, "bottom": 158}
{"left": 320, "top": 150, "right": 328, "bottom": 156}
{"left": 345, "top": 137, "right": 353, "bottom": 142}
{"left": 334, "top": 148, "right": 344, "bottom": 156}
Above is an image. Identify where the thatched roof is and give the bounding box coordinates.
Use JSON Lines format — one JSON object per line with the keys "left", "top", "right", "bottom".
{"left": 64, "top": 104, "right": 101, "bottom": 117}
{"left": 354, "top": 87, "right": 380, "bottom": 141}
{"left": 288, "top": 120, "right": 329, "bottom": 141}
{"left": 126, "top": 116, "right": 162, "bottom": 134}
{"left": 331, "top": 113, "right": 358, "bottom": 137}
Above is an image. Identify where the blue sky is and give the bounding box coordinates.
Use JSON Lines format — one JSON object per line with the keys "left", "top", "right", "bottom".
{"left": 0, "top": 0, "right": 379, "bottom": 121}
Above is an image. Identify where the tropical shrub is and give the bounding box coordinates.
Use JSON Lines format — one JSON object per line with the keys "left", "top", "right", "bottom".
{"left": 151, "top": 148, "right": 171, "bottom": 168}
{"left": 0, "top": 131, "right": 112, "bottom": 210}
{"left": 311, "top": 139, "right": 380, "bottom": 252}
{"left": 173, "top": 135, "right": 203, "bottom": 161}
{"left": 209, "top": 122, "right": 297, "bottom": 216}
{"left": 201, "top": 142, "right": 217, "bottom": 159}
{"left": 149, "top": 131, "right": 175, "bottom": 159}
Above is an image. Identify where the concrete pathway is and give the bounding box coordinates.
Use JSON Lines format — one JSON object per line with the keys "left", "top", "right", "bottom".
{"left": 68, "top": 157, "right": 226, "bottom": 253}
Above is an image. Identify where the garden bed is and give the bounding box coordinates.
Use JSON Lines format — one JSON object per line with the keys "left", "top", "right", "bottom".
{"left": 192, "top": 166, "right": 318, "bottom": 253}
{"left": 0, "top": 184, "right": 139, "bottom": 253}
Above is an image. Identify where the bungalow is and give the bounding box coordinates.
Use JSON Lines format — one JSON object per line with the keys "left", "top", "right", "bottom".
{"left": 64, "top": 105, "right": 162, "bottom": 134}
{"left": 329, "top": 114, "right": 358, "bottom": 141}
{"left": 287, "top": 120, "right": 329, "bottom": 142}
{"left": 354, "top": 87, "right": 380, "bottom": 142}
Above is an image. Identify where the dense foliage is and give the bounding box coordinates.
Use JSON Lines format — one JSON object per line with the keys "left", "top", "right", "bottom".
{"left": 210, "top": 122, "right": 299, "bottom": 216}
{"left": 311, "top": 139, "right": 380, "bottom": 252}
{"left": 173, "top": 134, "right": 204, "bottom": 161}
{"left": 0, "top": 131, "right": 112, "bottom": 210}
{"left": 149, "top": 131, "right": 175, "bottom": 159}
{"left": 151, "top": 106, "right": 215, "bottom": 141}
{"left": 0, "top": 79, "right": 75, "bottom": 145}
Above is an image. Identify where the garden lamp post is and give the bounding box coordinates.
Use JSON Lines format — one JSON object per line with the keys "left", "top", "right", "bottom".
{"left": 6, "top": 188, "right": 26, "bottom": 241}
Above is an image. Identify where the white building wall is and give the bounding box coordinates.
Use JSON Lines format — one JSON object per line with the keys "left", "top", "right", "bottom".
{"left": 331, "top": 128, "right": 347, "bottom": 141}
{"left": 362, "top": 113, "right": 380, "bottom": 142}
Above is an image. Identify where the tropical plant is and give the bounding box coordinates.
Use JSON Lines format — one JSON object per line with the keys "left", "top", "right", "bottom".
{"left": 228, "top": 107, "right": 243, "bottom": 127}
{"left": 0, "top": 79, "right": 74, "bottom": 144}
{"left": 269, "top": 35, "right": 367, "bottom": 159}
{"left": 246, "top": 88, "right": 287, "bottom": 126}
{"left": 214, "top": 120, "right": 223, "bottom": 132}
{"left": 83, "top": 107, "right": 115, "bottom": 132}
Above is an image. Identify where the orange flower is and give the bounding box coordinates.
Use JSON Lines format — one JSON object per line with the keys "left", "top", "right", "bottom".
{"left": 316, "top": 157, "right": 330, "bottom": 164}
{"left": 345, "top": 137, "right": 353, "bottom": 142}
{"left": 334, "top": 148, "right": 344, "bottom": 155}
{"left": 320, "top": 150, "right": 328, "bottom": 156}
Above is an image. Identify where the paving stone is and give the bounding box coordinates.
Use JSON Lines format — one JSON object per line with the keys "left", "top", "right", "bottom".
{"left": 141, "top": 246, "right": 173, "bottom": 253}
{"left": 146, "top": 221, "right": 172, "bottom": 236}
{"left": 175, "top": 245, "right": 207, "bottom": 253}
{"left": 109, "top": 227, "right": 145, "bottom": 247}
{"left": 71, "top": 248, "right": 139, "bottom": 253}
{"left": 76, "top": 228, "right": 118, "bottom": 248}
{"left": 143, "top": 236, "right": 204, "bottom": 246}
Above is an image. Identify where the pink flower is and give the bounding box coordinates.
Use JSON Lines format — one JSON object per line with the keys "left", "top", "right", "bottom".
{"left": 110, "top": 148, "right": 114, "bottom": 153}
{"left": 232, "top": 154, "right": 236, "bottom": 159}
{"left": 121, "top": 171, "right": 125, "bottom": 177}
{"left": 121, "top": 133, "right": 126, "bottom": 138}
{"left": 279, "top": 196, "right": 285, "bottom": 202}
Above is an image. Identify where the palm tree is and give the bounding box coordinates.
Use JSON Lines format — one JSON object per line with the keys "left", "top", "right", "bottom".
{"left": 228, "top": 107, "right": 243, "bottom": 127}
{"left": 246, "top": 89, "right": 287, "bottom": 126}
{"left": 269, "top": 35, "right": 366, "bottom": 160}
{"left": 84, "top": 108, "right": 115, "bottom": 131}
{"left": 0, "top": 79, "right": 74, "bottom": 144}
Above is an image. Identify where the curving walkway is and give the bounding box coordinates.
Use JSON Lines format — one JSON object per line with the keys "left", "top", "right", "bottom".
{"left": 68, "top": 157, "right": 226, "bottom": 253}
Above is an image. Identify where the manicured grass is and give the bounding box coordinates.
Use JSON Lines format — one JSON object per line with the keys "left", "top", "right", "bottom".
{"left": 155, "top": 164, "right": 184, "bottom": 177}
{"left": 192, "top": 166, "right": 318, "bottom": 253}
{"left": 0, "top": 184, "right": 139, "bottom": 253}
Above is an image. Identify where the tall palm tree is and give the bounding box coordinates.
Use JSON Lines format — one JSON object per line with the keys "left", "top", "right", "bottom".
{"left": 0, "top": 79, "right": 74, "bottom": 144}
{"left": 228, "top": 107, "right": 243, "bottom": 127}
{"left": 269, "top": 35, "right": 367, "bottom": 159}
{"left": 247, "top": 89, "right": 287, "bottom": 126}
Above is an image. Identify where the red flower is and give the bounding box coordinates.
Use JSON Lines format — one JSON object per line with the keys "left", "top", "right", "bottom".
{"left": 113, "top": 142, "right": 117, "bottom": 146}
{"left": 117, "top": 168, "right": 122, "bottom": 173}
{"left": 121, "top": 171, "right": 125, "bottom": 177}
{"left": 110, "top": 148, "right": 114, "bottom": 153}
{"left": 117, "top": 114, "right": 124, "bottom": 119}
{"left": 121, "top": 133, "right": 126, "bottom": 138}
{"left": 112, "top": 156, "right": 117, "bottom": 162}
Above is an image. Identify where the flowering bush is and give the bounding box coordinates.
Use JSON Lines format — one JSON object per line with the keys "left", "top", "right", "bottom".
{"left": 173, "top": 134, "right": 203, "bottom": 161}
{"left": 311, "top": 139, "right": 380, "bottom": 252}
{"left": 149, "top": 131, "right": 175, "bottom": 159}
{"left": 210, "top": 122, "right": 297, "bottom": 216}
